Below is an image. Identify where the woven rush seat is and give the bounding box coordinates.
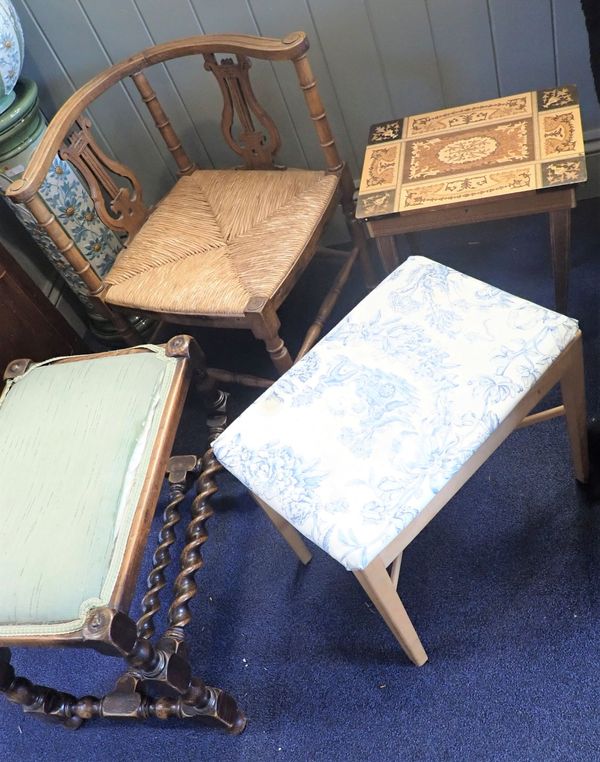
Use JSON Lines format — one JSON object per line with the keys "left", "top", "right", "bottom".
{"left": 104, "top": 168, "right": 339, "bottom": 316}
{"left": 0, "top": 348, "right": 178, "bottom": 636}
{"left": 213, "top": 256, "right": 588, "bottom": 665}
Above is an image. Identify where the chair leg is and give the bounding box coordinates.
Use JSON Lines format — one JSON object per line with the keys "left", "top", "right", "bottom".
{"left": 253, "top": 494, "right": 313, "bottom": 565}
{"left": 354, "top": 557, "right": 428, "bottom": 666}
{"left": 246, "top": 300, "right": 293, "bottom": 376}
{"left": 388, "top": 551, "right": 403, "bottom": 588}
{"left": 0, "top": 621, "right": 246, "bottom": 733}
{"left": 262, "top": 332, "right": 293, "bottom": 375}
{"left": 560, "top": 335, "right": 590, "bottom": 483}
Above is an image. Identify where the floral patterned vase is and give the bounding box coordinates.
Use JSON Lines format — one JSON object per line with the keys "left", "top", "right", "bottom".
{"left": 0, "top": 0, "right": 23, "bottom": 115}
{"left": 0, "top": 79, "right": 152, "bottom": 340}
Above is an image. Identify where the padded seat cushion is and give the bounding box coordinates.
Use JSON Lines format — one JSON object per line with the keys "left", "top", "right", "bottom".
{"left": 0, "top": 348, "right": 177, "bottom": 635}
{"left": 104, "top": 168, "right": 339, "bottom": 316}
{"left": 213, "top": 256, "right": 579, "bottom": 571}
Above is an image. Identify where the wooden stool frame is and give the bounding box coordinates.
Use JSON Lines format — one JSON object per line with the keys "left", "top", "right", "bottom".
{"left": 0, "top": 336, "right": 245, "bottom": 733}
{"left": 255, "top": 331, "right": 589, "bottom": 666}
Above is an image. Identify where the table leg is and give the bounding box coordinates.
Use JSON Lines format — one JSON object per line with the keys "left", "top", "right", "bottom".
{"left": 405, "top": 232, "right": 422, "bottom": 256}
{"left": 549, "top": 208, "right": 571, "bottom": 313}
{"left": 376, "top": 235, "right": 400, "bottom": 274}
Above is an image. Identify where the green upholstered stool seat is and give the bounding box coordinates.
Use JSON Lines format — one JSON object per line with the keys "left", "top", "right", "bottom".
{"left": 0, "top": 348, "right": 178, "bottom": 637}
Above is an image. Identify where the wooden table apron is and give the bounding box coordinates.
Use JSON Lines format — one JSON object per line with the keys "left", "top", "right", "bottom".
{"left": 364, "top": 185, "right": 576, "bottom": 312}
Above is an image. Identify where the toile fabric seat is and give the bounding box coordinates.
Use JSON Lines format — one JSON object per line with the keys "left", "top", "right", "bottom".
{"left": 213, "top": 256, "right": 589, "bottom": 666}
{"left": 104, "top": 169, "right": 339, "bottom": 316}
{"left": 0, "top": 337, "right": 245, "bottom": 733}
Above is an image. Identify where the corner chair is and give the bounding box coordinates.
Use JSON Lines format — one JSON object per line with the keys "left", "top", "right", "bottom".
{"left": 6, "top": 32, "right": 374, "bottom": 387}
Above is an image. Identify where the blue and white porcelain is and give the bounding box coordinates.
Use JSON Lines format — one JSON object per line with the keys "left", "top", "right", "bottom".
{"left": 0, "top": 6, "right": 133, "bottom": 338}
{"left": 214, "top": 256, "right": 579, "bottom": 571}
{"left": 0, "top": 143, "right": 122, "bottom": 315}
{"left": 0, "top": 0, "right": 23, "bottom": 114}
{"left": 0, "top": 78, "right": 124, "bottom": 331}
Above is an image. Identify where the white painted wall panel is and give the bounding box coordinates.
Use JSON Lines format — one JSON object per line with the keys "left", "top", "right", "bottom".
{"left": 426, "top": 0, "right": 500, "bottom": 105}
{"left": 307, "top": 0, "right": 393, "bottom": 162}
{"left": 365, "top": 0, "right": 444, "bottom": 117}
{"left": 80, "top": 0, "right": 211, "bottom": 173}
{"left": 22, "top": 0, "right": 173, "bottom": 202}
{"left": 14, "top": 0, "right": 600, "bottom": 175}
{"left": 6, "top": 0, "right": 600, "bottom": 237}
{"left": 489, "top": 0, "right": 557, "bottom": 94}
{"left": 553, "top": 0, "right": 600, "bottom": 137}
{"left": 247, "top": 0, "right": 357, "bottom": 173}
{"left": 190, "top": 0, "right": 310, "bottom": 169}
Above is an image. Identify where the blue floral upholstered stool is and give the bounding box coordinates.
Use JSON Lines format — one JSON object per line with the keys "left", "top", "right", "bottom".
{"left": 213, "top": 256, "right": 589, "bottom": 666}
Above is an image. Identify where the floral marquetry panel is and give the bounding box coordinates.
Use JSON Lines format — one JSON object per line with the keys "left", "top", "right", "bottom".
{"left": 356, "top": 86, "right": 586, "bottom": 218}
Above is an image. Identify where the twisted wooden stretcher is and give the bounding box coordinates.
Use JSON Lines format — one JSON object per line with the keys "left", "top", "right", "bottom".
{"left": 0, "top": 336, "right": 245, "bottom": 733}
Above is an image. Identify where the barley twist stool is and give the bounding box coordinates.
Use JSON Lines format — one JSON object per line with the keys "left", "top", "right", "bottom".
{"left": 0, "top": 335, "right": 245, "bottom": 733}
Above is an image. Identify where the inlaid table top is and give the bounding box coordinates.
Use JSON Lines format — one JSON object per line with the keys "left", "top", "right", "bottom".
{"left": 356, "top": 86, "right": 586, "bottom": 219}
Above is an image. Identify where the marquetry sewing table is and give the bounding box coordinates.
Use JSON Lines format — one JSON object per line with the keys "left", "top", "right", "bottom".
{"left": 356, "top": 86, "right": 587, "bottom": 313}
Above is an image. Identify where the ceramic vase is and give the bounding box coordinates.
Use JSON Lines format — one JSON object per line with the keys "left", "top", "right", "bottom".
{"left": 0, "top": 0, "right": 23, "bottom": 115}
{"left": 0, "top": 79, "right": 129, "bottom": 338}
{"left": 0, "top": 3, "right": 151, "bottom": 341}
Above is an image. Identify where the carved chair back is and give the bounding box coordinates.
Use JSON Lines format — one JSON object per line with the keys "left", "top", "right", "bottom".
{"left": 4, "top": 33, "right": 350, "bottom": 343}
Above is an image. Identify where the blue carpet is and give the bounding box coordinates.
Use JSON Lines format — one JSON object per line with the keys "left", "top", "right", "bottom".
{"left": 2, "top": 200, "right": 600, "bottom": 761}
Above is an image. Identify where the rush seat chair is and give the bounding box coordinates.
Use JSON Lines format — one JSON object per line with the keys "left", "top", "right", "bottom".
{"left": 5, "top": 32, "right": 374, "bottom": 388}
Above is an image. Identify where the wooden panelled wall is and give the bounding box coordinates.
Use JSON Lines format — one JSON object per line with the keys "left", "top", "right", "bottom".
{"left": 15, "top": 0, "right": 600, "bottom": 208}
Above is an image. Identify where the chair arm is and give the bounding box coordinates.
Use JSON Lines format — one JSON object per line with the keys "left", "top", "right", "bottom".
{"left": 144, "top": 31, "right": 309, "bottom": 64}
